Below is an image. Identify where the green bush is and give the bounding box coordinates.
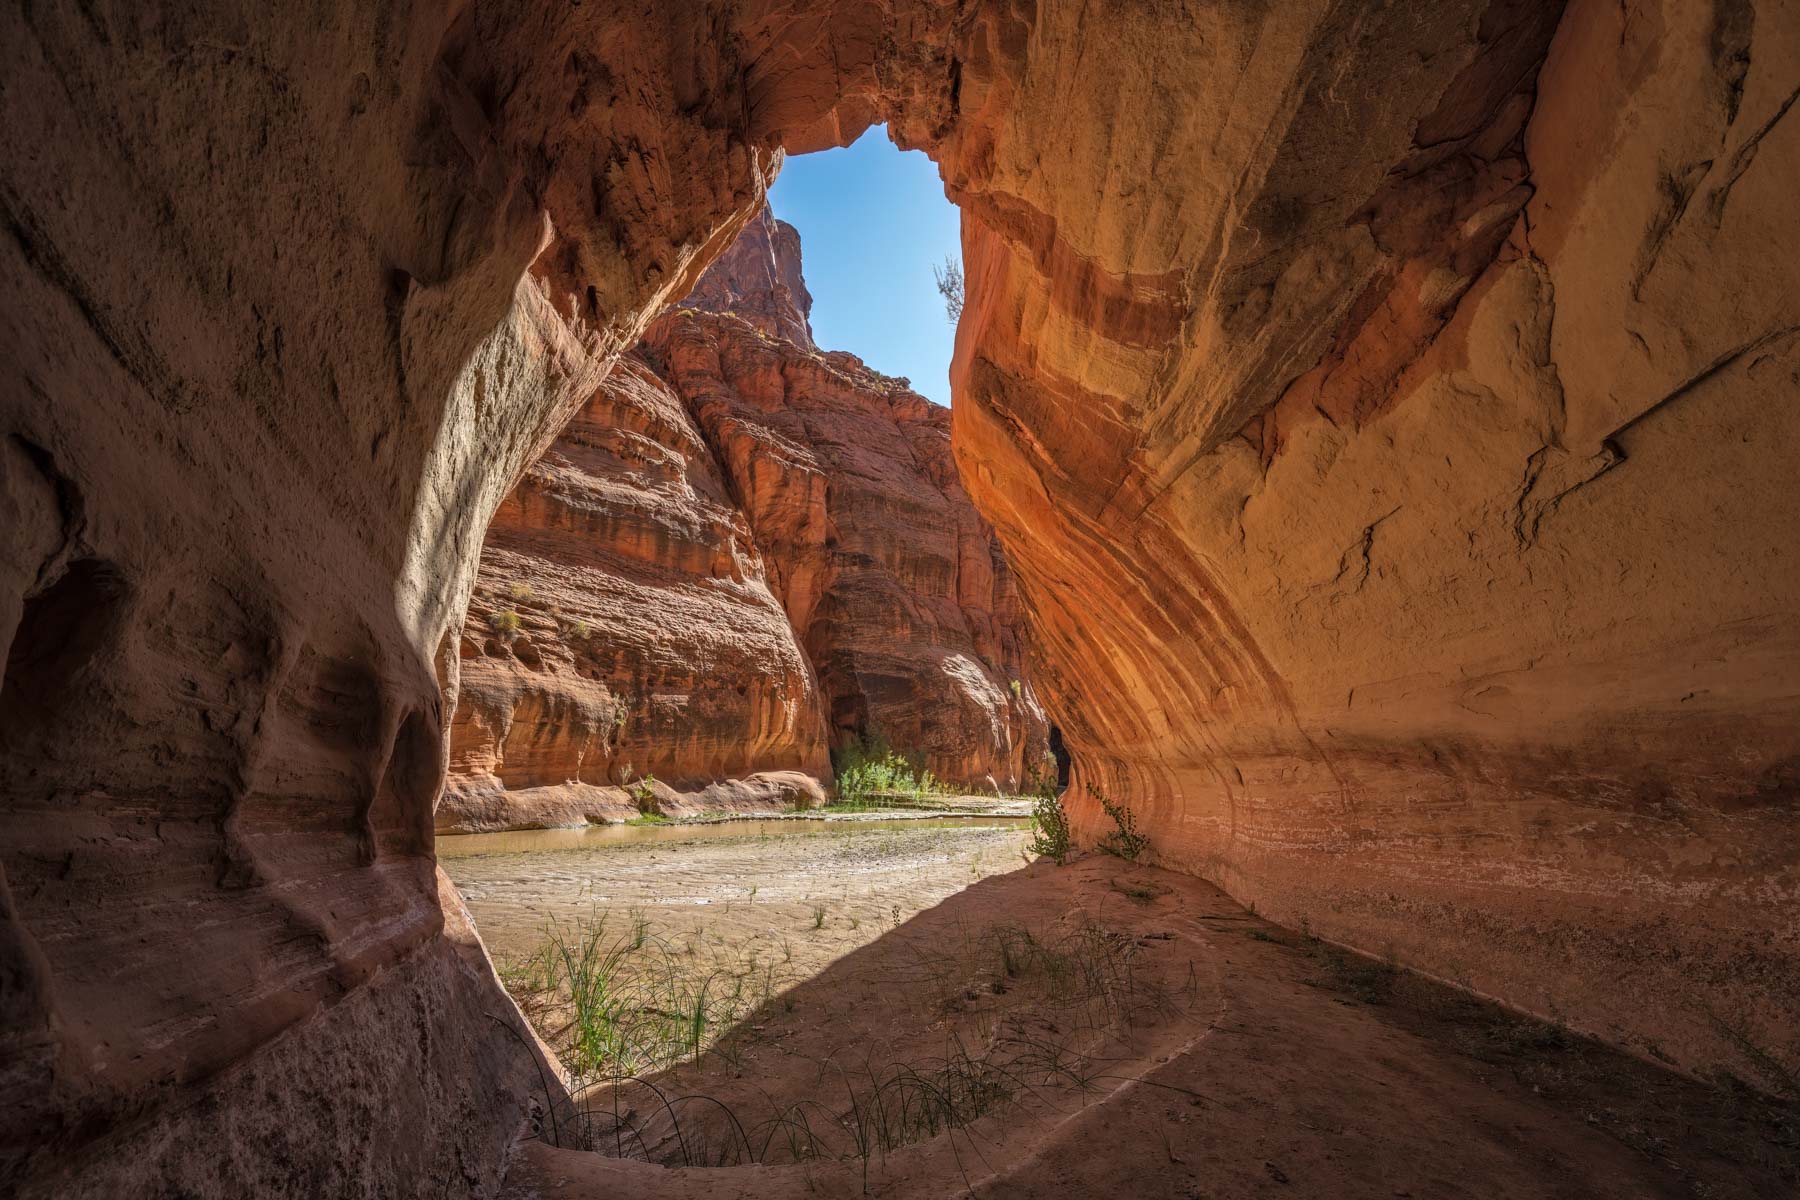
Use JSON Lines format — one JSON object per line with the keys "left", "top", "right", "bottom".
{"left": 832, "top": 734, "right": 939, "bottom": 809}
{"left": 631, "top": 774, "right": 659, "bottom": 816}
{"left": 1093, "top": 785, "right": 1149, "bottom": 861}
{"left": 1026, "top": 774, "right": 1071, "bottom": 864}
{"left": 611, "top": 693, "right": 635, "bottom": 732}
{"left": 488, "top": 609, "right": 522, "bottom": 636}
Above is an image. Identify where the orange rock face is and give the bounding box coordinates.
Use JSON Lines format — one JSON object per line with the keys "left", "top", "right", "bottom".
{"left": 944, "top": 0, "right": 1800, "bottom": 1093}
{"left": 443, "top": 349, "right": 834, "bottom": 831}
{"left": 4, "top": 1, "right": 1796, "bottom": 1194}
{"left": 443, "top": 209, "right": 1046, "bottom": 830}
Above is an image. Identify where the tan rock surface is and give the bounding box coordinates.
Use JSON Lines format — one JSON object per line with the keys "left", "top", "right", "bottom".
{"left": 3, "top": 1, "right": 1796, "bottom": 1195}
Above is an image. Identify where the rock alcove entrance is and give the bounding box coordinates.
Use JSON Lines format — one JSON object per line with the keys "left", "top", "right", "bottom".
{"left": 3, "top": 2, "right": 1797, "bottom": 1197}
{"left": 433, "top": 140, "right": 1085, "bottom": 1180}
{"left": 437, "top": 145, "right": 1050, "bottom": 835}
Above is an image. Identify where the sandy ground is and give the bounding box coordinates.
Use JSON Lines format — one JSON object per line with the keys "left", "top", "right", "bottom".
{"left": 443, "top": 820, "right": 1035, "bottom": 998}
{"left": 462, "top": 840, "right": 1798, "bottom": 1200}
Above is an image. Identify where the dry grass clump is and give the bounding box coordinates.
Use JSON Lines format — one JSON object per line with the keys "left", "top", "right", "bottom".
{"left": 497, "top": 911, "right": 788, "bottom": 1087}
{"left": 499, "top": 905, "right": 1201, "bottom": 1179}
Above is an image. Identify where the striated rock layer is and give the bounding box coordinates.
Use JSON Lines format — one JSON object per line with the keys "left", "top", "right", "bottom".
{"left": 442, "top": 208, "right": 1046, "bottom": 831}
{"left": 946, "top": 0, "right": 1800, "bottom": 1096}
{"left": 441, "top": 344, "right": 836, "bottom": 833}
{"left": 649, "top": 210, "right": 1048, "bottom": 791}
{"left": 2, "top": 1, "right": 1796, "bottom": 1194}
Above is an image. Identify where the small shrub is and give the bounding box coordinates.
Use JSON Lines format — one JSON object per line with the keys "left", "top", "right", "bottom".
{"left": 1026, "top": 776, "right": 1071, "bottom": 864}
{"left": 1093, "top": 785, "right": 1150, "bottom": 861}
{"left": 1009, "top": 679, "right": 1023, "bottom": 698}
{"left": 488, "top": 609, "right": 522, "bottom": 636}
{"left": 831, "top": 734, "right": 939, "bottom": 808}
{"left": 508, "top": 581, "right": 535, "bottom": 602}
{"left": 631, "top": 774, "right": 659, "bottom": 816}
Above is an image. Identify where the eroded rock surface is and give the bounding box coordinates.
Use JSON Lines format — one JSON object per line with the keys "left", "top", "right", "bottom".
{"left": 442, "top": 346, "right": 834, "bottom": 832}
{"left": 3, "top": 1, "right": 1796, "bottom": 1195}
{"left": 947, "top": 0, "right": 1800, "bottom": 1094}
{"left": 444, "top": 208, "right": 1045, "bottom": 830}
{"left": 649, "top": 209, "right": 1048, "bottom": 790}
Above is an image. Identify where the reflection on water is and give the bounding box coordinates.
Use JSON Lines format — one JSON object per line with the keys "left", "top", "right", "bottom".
{"left": 435, "top": 816, "right": 1031, "bottom": 858}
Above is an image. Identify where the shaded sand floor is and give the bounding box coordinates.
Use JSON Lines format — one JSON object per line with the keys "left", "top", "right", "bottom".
{"left": 454, "top": 839, "right": 1797, "bottom": 1200}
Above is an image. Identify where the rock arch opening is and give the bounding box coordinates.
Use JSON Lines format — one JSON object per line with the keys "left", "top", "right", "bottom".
{"left": 3, "top": 1, "right": 1797, "bottom": 1196}
{"left": 438, "top": 181, "right": 1046, "bottom": 834}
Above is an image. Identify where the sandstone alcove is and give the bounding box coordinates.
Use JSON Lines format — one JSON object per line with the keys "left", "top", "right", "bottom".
{"left": 2, "top": 2, "right": 1796, "bottom": 1197}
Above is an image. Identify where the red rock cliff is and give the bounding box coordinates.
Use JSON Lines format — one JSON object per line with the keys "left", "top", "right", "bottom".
{"left": 443, "top": 208, "right": 1047, "bottom": 829}
{"left": 443, "top": 345, "right": 834, "bottom": 831}
{"left": 944, "top": 0, "right": 1800, "bottom": 1094}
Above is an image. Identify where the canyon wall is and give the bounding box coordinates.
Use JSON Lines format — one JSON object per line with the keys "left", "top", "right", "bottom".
{"left": 648, "top": 211, "right": 1048, "bottom": 790}
{"left": 2, "top": 0, "right": 1795, "bottom": 1195}
{"left": 442, "top": 346, "right": 835, "bottom": 832}
{"left": 443, "top": 209, "right": 1046, "bottom": 831}
{"left": 946, "top": 0, "right": 1800, "bottom": 1090}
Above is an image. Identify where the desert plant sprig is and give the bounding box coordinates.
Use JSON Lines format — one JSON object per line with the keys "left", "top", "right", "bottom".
{"left": 1026, "top": 774, "right": 1072, "bottom": 864}
{"left": 933, "top": 256, "right": 964, "bottom": 323}
{"left": 1092, "top": 785, "right": 1150, "bottom": 861}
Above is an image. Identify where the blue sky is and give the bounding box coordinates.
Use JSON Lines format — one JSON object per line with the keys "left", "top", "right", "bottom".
{"left": 768, "top": 127, "right": 962, "bottom": 406}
